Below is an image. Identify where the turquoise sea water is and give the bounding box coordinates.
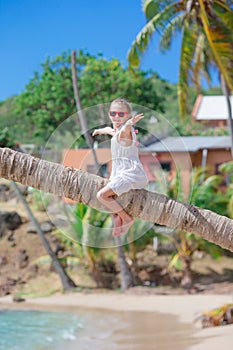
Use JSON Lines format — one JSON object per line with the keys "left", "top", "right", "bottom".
{"left": 0, "top": 309, "right": 83, "bottom": 350}
{"left": 0, "top": 307, "right": 199, "bottom": 350}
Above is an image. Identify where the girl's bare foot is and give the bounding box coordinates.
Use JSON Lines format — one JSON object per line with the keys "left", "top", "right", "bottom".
{"left": 119, "top": 217, "right": 134, "bottom": 235}
{"left": 112, "top": 215, "right": 134, "bottom": 236}
{"left": 112, "top": 214, "right": 122, "bottom": 236}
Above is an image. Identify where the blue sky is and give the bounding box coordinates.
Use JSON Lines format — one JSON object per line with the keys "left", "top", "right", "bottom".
{"left": 1, "top": 0, "right": 183, "bottom": 101}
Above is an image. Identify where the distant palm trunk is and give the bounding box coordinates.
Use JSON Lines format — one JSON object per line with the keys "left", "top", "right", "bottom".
{"left": 71, "top": 50, "right": 101, "bottom": 175}
{"left": 115, "top": 236, "right": 134, "bottom": 290}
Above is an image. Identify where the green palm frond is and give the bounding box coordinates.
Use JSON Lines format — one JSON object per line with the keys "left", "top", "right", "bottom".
{"left": 190, "top": 174, "right": 227, "bottom": 214}
{"left": 169, "top": 252, "right": 183, "bottom": 270}
{"left": 159, "top": 14, "right": 184, "bottom": 51}
{"left": 201, "top": 174, "right": 223, "bottom": 188}
{"left": 129, "top": 0, "right": 233, "bottom": 118}
{"left": 227, "top": 193, "right": 233, "bottom": 218}
{"left": 202, "top": 53, "right": 215, "bottom": 87}
{"left": 192, "top": 33, "right": 213, "bottom": 90}
{"left": 188, "top": 167, "right": 223, "bottom": 205}
{"left": 192, "top": 33, "right": 204, "bottom": 90}
{"left": 167, "top": 167, "right": 184, "bottom": 201}
{"left": 219, "top": 161, "right": 233, "bottom": 174}
{"left": 198, "top": 0, "right": 233, "bottom": 90}
{"left": 178, "top": 24, "right": 199, "bottom": 118}
{"left": 190, "top": 166, "right": 209, "bottom": 184}
{"left": 213, "top": 1, "right": 233, "bottom": 30}
{"left": 128, "top": 2, "right": 182, "bottom": 68}
{"left": 188, "top": 167, "right": 208, "bottom": 199}
{"left": 142, "top": 0, "right": 161, "bottom": 19}
{"left": 192, "top": 175, "right": 223, "bottom": 198}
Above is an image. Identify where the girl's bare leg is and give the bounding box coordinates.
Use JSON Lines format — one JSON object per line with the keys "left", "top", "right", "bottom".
{"left": 97, "top": 187, "right": 134, "bottom": 236}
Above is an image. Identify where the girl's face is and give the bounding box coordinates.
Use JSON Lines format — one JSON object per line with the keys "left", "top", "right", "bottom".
{"left": 109, "top": 102, "right": 130, "bottom": 128}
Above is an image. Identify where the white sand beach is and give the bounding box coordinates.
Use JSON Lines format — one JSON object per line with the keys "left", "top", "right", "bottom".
{"left": 1, "top": 292, "right": 233, "bottom": 349}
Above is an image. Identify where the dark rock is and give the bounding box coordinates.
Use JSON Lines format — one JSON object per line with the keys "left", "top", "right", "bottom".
{"left": 0, "top": 211, "right": 22, "bottom": 238}
{"left": 0, "top": 277, "right": 18, "bottom": 296}
{"left": 27, "top": 220, "right": 55, "bottom": 234}
{"left": 13, "top": 296, "right": 26, "bottom": 303}
{"left": 41, "top": 221, "right": 55, "bottom": 233}
{"left": 7, "top": 231, "right": 15, "bottom": 241}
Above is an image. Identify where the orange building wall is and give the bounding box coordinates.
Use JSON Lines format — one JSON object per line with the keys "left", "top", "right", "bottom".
{"left": 62, "top": 147, "right": 232, "bottom": 203}
{"left": 62, "top": 148, "right": 111, "bottom": 204}
{"left": 62, "top": 148, "right": 112, "bottom": 173}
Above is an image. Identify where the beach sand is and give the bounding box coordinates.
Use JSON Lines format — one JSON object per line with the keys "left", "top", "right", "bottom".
{"left": 1, "top": 292, "right": 233, "bottom": 349}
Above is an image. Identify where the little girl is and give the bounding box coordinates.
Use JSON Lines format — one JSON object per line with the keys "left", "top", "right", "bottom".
{"left": 92, "top": 98, "right": 148, "bottom": 236}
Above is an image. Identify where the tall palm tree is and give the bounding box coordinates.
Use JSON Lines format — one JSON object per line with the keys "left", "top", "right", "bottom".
{"left": 71, "top": 50, "right": 102, "bottom": 175}
{"left": 1, "top": 147, "right": 233, "bottom": 251}
{"left": 128, "top": 0, "right": 233, "bottom": 153}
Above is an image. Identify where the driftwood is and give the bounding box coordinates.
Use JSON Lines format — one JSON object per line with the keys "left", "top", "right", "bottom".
{"left": 199, "top": 303, "right": 233, "bottom": 328}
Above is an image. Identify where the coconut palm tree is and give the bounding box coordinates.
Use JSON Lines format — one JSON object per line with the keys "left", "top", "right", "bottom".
{"left": 1, "top": 147, "right": 233, "bottom": 251}
{"left": 128, "top": 0, "right": 233, "bottom": 153}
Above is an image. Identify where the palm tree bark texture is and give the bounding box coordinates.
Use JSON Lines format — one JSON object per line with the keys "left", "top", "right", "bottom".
{"left": 1, "top": 147, "right": 233, "bottom": 251}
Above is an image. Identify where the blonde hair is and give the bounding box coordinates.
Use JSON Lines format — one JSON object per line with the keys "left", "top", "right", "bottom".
{"left": 110, "top": 98, "right": 132, "bottom": 114}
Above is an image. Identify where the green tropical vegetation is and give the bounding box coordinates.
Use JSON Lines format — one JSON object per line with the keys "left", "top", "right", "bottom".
{"left": 0, "top": 51, "right": 228, "bottom": 149}
{"left": 159, "top": 165, "right": 233, "bottom": 289}
{"left": 0, "top": 51, "right": 176, "bottom": 145}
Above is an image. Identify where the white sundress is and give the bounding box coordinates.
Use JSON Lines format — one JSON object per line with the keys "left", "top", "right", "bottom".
{"left": 108, "top": 126, "right": 148, "bottom": 196}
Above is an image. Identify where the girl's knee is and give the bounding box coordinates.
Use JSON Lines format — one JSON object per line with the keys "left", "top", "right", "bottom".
{"left": 97, "top": 190, "right": 105, "bottom": 202}
{"left": 97, "top": 187, "right": 115, "bottom": 203}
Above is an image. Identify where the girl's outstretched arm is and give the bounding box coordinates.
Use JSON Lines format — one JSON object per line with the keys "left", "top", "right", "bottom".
{"left": 92, "top": 127, "right": 114, "bottom": 137}
{"left": 118, "top": 113, "right": 144, "bottom": 144}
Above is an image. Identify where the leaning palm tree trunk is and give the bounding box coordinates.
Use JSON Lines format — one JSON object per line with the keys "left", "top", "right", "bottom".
{"left": 1, "top": 147, "right": 233, "bottom": 251}
{"left": 11, "top": 181, "right": 76, "bottom": 291}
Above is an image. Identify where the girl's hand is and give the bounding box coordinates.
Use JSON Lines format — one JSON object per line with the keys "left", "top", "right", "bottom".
{"left": 125, "top": 113, "right": 144, "bottom": 127}
{"left": 92, "top": 129, "right": 100, "bottom": 136}
{"left": 131, "top": 113, "right": 144, "bottom": 125}
{"left": 92, "top": 127, "right": 114, "bottom": 136}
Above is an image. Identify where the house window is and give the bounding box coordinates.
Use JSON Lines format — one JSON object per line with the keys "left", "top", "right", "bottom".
{"left": 100, "top": 163, "right": 108, "bottom": 178}
{"left": 148, "top": 161, "right": 171, "bottom": 175}
{"left": 160, "top": 162, "right": 171, "bottom": 172}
